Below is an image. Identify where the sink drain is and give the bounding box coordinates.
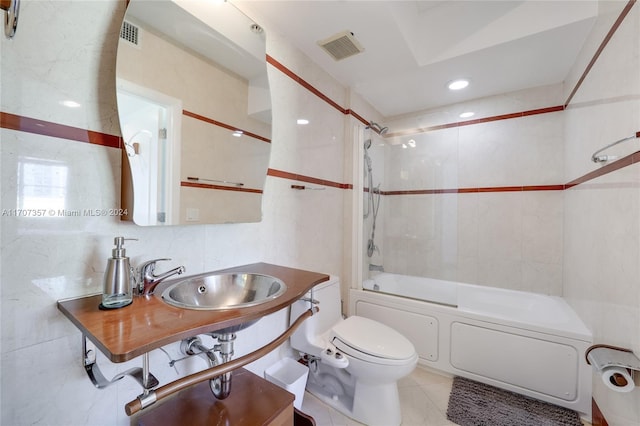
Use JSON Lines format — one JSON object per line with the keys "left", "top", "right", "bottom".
{"left": 198, "top": 285, "right": 207, "bottom": 294}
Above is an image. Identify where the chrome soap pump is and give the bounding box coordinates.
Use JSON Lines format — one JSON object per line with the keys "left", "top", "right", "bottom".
{"left": 100, "top": 237, "right": 136, "bottom": 309}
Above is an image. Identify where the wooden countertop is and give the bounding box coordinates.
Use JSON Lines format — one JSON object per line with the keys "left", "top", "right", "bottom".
{"left": 57, "top": 263, "right": 329, "bottom": 362}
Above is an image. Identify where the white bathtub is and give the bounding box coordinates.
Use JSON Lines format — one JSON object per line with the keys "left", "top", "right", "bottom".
{"left": 351, "top": 273, "right": 593, "bottom": 416}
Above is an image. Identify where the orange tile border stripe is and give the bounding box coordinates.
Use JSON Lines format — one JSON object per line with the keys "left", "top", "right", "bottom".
{"left": 266, "top": 55, "right": 347, "bottom": 115}
{"left": 382, "top": 185, "right": 565, "bottom": 196}
{"left": 565, "top": 149, "right": 640, "bottom": 189}
{"left": 1, "top": 111, "right": 121, "bottom": 148}
{"left": 182, "top": 110, "right": 271, "bottom": 143}
{"left": 564, "top": 0, "right": 637, "bottom": 107}
{"left": 267, "top": 168, "right": 352, "bottom": 190}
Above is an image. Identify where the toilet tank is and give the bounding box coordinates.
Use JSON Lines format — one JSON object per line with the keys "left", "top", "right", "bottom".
{"left": 290, "top": 277, "right": 342, "bottom": 355}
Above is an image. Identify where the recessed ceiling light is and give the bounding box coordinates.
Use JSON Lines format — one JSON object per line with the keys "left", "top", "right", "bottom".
{"left": 448, "top": 79, "right": 469, "bottom": 91}
{"left": 297, "top": 119, "right": 309, "bottom": 125}
{"left": 459, "top": 111, "right": 475, "bottom": 118}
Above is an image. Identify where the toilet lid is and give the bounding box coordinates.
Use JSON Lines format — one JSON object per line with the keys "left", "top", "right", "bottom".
{"left": 330, "top": 316, "right": 415, "bottom": 361}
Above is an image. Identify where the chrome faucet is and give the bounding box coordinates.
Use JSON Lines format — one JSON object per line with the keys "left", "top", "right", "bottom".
{"left": 137, "top": 258, "right": 185, "bottom": 296}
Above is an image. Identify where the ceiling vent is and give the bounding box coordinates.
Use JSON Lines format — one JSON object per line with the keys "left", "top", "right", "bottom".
{"left": 318, "top": 31, "right": 365, "bottom": 61}
{"left": 120, "top": 20, "right": 140, "bottom": 46}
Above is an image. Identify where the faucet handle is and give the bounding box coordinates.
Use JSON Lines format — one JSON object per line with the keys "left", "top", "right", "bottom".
{"left": 139, "top": 258, "right": 171, "bottom": 273}
{"left": 137, "top": 258, "right": 185, "bottom": 295}
{"left": 137, "top": 259, "right": 171, "bottom": 293}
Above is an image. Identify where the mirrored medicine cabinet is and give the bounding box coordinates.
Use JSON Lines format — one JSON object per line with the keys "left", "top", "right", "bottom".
{"left": 116, "top": 0, "right": 272, "bottom": 226}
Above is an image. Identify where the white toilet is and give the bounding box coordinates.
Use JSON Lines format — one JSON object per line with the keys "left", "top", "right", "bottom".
{"left": 290, "top": 277, "right": 418, "bottom": 426}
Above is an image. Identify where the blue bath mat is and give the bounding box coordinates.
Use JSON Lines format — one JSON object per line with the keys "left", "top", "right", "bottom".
{"left": 446, "top": 377, "right": 584, "bottom": 426}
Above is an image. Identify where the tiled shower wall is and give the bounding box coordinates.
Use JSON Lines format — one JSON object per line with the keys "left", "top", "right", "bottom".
{"left": 379, "top": 84, "right": 566, "bottom": 293}
{"left": 562, "top": 1, "right": 640, "bottom": 425}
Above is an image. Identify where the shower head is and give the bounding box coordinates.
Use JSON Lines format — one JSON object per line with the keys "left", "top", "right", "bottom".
{"left": 368, "top": 121, "right": 389, "bottom": 136}
{"left": 364, "top": 139, "right": 372, "bottom": 150}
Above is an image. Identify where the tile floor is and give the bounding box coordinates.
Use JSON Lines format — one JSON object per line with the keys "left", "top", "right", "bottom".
{"left": 299, "top": 366, "right": 593, "bottom": 426}
{"left": 299, "top": 366, "right": 457, "bottom": 426}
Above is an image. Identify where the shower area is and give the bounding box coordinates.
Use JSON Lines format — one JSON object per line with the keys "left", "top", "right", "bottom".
{"left": 361, "top": 114, "right": 475, "bottom": 290}
{"left": 359, "top": 92, "right": 570, "bottom": 298}
{"left": 354, "top": 105, "right": 595, "bottom": 416}
{"left": 362, "top": 122, "right": 387, "bottom": 270}
{"left": 351, "top": 1, "right": 640, "bottom": 421}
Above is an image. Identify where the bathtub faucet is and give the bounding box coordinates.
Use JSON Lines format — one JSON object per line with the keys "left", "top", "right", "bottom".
{"left": 369, "top": 264, "right": 384, "bottom": 272}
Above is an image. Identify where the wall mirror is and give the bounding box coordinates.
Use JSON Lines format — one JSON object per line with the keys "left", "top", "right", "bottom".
{"left": 116, "top": 0, "right": 271, "bottom": 226}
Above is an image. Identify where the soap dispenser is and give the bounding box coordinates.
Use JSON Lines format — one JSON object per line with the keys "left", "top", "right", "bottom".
{"left": 100, "top": 237, "right": 135, "bottom": 309}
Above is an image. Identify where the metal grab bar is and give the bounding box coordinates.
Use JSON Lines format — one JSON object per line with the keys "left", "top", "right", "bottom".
{"left": 124, "top": 306, "right": 318, "bottom": 416}
{"left": 591, "top": 134, "right": 639, "bottom": 163}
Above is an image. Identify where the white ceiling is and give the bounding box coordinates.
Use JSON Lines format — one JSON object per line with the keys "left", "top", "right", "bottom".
{"left": 236, "top": 0, "right": 598, "bottom": 118}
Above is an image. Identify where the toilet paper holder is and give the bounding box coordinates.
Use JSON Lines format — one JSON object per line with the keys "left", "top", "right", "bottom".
{"left": 586, "top": 344, "right": 640, "bottom": 378}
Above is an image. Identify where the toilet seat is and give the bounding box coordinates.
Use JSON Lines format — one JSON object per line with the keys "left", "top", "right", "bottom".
{"left": 329, "top": 316, "right": 416, "bottom": 365}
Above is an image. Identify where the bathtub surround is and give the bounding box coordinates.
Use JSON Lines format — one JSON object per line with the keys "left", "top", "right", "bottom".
{"left": 0, "top": 1, "right": 638, "bottom": 425}
{"left": 352, "top": 275, "right": 593, "bottom": 415}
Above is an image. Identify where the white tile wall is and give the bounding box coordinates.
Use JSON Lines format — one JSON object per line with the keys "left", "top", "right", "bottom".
{"left": 0, "top": 0, "right": 123, "bottom": 135}
{"left": 379, "top": 86, "right": 565, "bottom": 294}
{"left": 459, "top": 112, "right": 564, "bottom": 188}
{"left": 563, "top": 2, "right": 640, "bottom": 425}
{"left": 1, "top": 1, "right": 348, "bottom": 424}
{"left": 563, "top": 165, "right": 640, "bottom": 425}
{"left": 266, "top": 64, "right": 347, "bottom": 182}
